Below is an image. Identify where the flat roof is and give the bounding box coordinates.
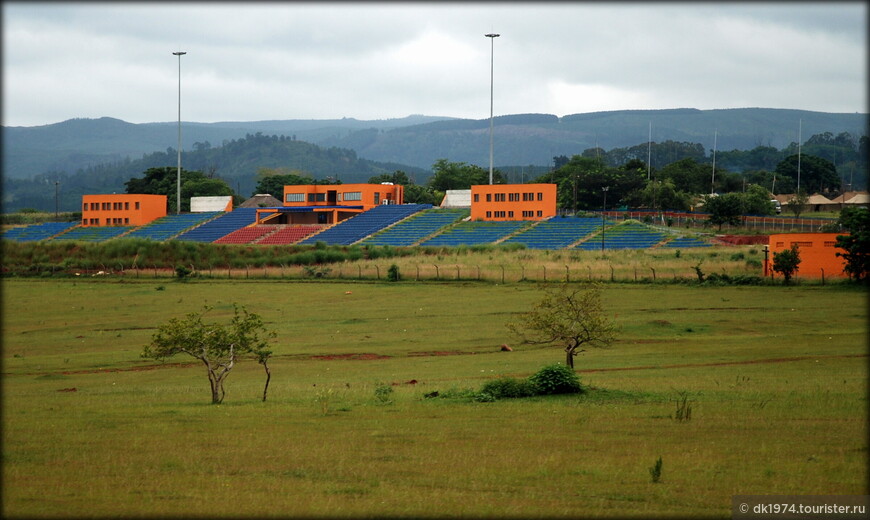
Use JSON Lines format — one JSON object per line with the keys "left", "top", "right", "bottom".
{"left": 257, "top": 206, "right": 364, "bottom": 212}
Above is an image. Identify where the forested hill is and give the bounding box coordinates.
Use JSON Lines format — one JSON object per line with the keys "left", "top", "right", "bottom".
{"left": 2, "top": 133, "right": 428, "bottom": 213}
{"left": 4, "top": 108, "right": 866, "bottom": 180}
{"left": 318, "top": 108, "right": 868, "bottom": 169}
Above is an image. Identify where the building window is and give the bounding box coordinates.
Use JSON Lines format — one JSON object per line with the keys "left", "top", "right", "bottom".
{"left": 486, "top": 211, "right": 492, "bottom": 218}
{"left": 474, "top": 194, "right": 480, "bottom": 202}
{"left": 494, "top": 193, "right": 506, "bottom": 202}
{"left": 105, "top": 218, "right": 111, "bottom": 225}
{"left": 824, "top": 241, "right": 836, "bottom": 247}
{"left": 343, "top": 192, "right": 362, "bottom": 201}
{"left": 83, "top": 203, "right": 87, "bottom": 211}
{"left": 537, "top": 211, "right": 543, "bottom": 217}
{"left": 124, "top": 202, "right": 130, "bottom": 210}
{"left": 286, "top": 193, "right": 305, "bottom": 202}
{"left": 135, "top": 202, "right": 140, "bottom": 210}
{"left": 82, "top": 219, "right": 87, "bottom": 225}
{"left": 124, "top": 218, "right": 129, "bottom": 225}
{"left": 374, "top": 192, "right": 380, "bottom": 205}
{"left": 509, "top": 193, "right": 520, "bottom": 202}
{"left": 102, "top": 202, "right": 110, "bottom": 210}
{"left": 508, "top": 211, "right": 514, "bottom": 218}
{"left": 486, "top": 194, "right": 492, "bottom": 202}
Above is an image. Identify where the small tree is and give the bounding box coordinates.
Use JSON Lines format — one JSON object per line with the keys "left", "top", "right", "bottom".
{"left": 787, "top": 189, "right": 809, "bottom": 218}
{"left": 772, "top": 244, "right": 801, "bottom": 284}
{"left": 704, "top": 193, "right": 743, "bottom": 231}
{"left": 142, "top": 305, "right": 276, "bottom": 404}
{"left": 835, "top": 206, "right": 870, "bottom": 282}
{"left": 507, "top": 284, "right": 616, "bottom": 369}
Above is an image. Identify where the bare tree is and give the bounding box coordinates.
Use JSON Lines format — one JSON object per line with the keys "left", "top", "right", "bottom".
{"left": 508, "top": 284, "right": 616, "bottom": 369}
{"left": 142, "top": 304, "right": 275, "bottom": 404}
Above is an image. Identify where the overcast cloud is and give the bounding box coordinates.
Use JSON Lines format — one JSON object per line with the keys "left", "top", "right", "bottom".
{"left": 2, "top": 1, "right": 867, "bottom": 127}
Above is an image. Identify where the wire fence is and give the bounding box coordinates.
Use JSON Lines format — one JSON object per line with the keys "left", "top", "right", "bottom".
{"left": 599, "top": 210, "right": 837, "bottom": 233}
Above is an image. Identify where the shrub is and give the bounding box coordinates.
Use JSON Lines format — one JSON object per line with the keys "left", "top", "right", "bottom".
{"left": 528, "top": 363, "right": 583, "bottom": 395}
{"left": 479, "top": 377, "right": 537, "bottom": 399}
{"left": 387, "top": 264, "right": 400, "bottom": 282}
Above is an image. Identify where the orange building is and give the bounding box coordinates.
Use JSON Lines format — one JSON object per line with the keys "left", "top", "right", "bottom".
{"left": 81, "top": 194, "right": 167, "bottom": 227}
{"left": 470, "top": 183, "right": 557, "bottom": 221}
{"left": 256, "top": 183, "right": 405, "bottom": 225}
{"left": 764, "top": 233, "right": 849, "bottom": 279}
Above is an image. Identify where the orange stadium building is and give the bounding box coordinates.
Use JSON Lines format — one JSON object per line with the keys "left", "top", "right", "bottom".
{"left": 81, "top": 194, "right": 167, "bottom": 227}
{"left": 255, "top": 183, "right": 405, "bottom": 225}
{"left": 470, "top": 183, "right": 557, "bottom": 221}
{"left": 764, "top": 233, "right": 849, "bottom": 279}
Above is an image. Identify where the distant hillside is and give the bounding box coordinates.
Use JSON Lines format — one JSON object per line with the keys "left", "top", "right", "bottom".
{"left": 1, "top": 133, "right": 429, "bottom": 213}
{"left": 1, "top": 115, "right": 453, "bottom": 180}
{"left": 318, "top": 108, "right": 869, "bottom": 169}
{"left": 4, "top": 109, "right": 866, "bottom": 181}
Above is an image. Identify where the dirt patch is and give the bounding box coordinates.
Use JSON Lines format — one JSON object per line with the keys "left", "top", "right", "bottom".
{"left": 309, "top": 353, "right": 391, "bottom": 361}
{"left": 407, "top": 351, "right": 470, "bottom": 357}
{"left": 712, "top": 235, "right": 769, "bottom": 245}
{"left": 577, "top": 353, "right": 867, "bottom": 373}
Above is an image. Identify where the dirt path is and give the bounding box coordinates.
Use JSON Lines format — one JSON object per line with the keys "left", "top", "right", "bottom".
{"left": 14, "top": 352, "right": 865, "bottom": 378}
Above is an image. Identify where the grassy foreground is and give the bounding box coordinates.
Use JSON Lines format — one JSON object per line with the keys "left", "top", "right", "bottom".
{"left": 1, "top": 279, "right": 867, "bottom": 518}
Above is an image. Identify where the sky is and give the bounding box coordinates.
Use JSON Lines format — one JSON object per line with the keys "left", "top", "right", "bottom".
{"left": 2, "top": 1, "right": 867, "bottom": 128}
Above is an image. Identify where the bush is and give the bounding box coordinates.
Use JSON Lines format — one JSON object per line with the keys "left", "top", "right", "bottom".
{"left": 528, "top": 363, "right": 583, "bottom": 395}
{"left": 387, "top": 264, "right": 400, "bottom": 282}
{"left": 479, "top": 377, "right": 537, "bottom": 399}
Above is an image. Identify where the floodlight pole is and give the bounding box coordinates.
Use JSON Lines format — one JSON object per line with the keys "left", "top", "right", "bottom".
{"left": 485, "top": 33, "right": 499, "bottom": 185}
{"left": 173, "top": 51, "right": 186, "bottom": 214}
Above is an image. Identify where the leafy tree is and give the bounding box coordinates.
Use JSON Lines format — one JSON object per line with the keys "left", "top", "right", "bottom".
{"left": 742, "top": 184, "right": 775, "bottom": 215}
{"left": 125, "top": 166, "right": 234, "bottom": 212}
{"left": 775, "top": 154, "right": 840, "bottom": 193}
{"left": 142, "top": 305, "right": 276, "bottom": 404}
{"left": 633, "top": 178, "right": 691, "bottom": 212}
{"left": 659, "top": 158, "right": 712, "bottom": 194}
{"left": 786, "top": 189, "right": 809, "bottom": 218}
{"left": 427, "top": 159, "right": 505, "bottom": 191}
{"left": 253, "top": 167, "right": 316, "bottom": 197}
{"left": 703, "top": 193, "right": 743, "bottom": 231}
{"left": 835, "top": 206, "right": 870, "bottom": 282}
{"left": 404, "top": 183, "right": 439, "bottom": 205}
{"left": 507, "top": 284, "right": 616, "bottom": 370}
{"left": 535, "top": 155, "right": 644, "bottom": 212}
{"left": 368, "top": 170, "right": 410, "bottom": 186}
{"left": 772, "top": 244, "right": 801, "bottom": 284}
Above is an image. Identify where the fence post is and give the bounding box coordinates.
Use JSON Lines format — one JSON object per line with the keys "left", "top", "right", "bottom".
{"left": 565, "top": 264, "right": 570, "bottom": 283}
{"left": 358, "top": 265, "right": 362, "bottom": 280}
{"left": 154, "top": 265, "right": 158, "bottom": 278}
{"left": 500, "top": 265, "right": 504, "bottom": 284}
{"left": 541, "top": 265, "right": 545, "bottom": 282}
{"left": 246, "top": 265, "right": 250, "bottom": 279}
{"left": 820, "top": 268, "right": 825, "bottom": 285}
{"left": 521, "top": 265, "right": 526, "bottom": 281}
{"left": 375, "top": 265, "right": 380, "bottom": 279}
{"left": 610, "top": 265, "right": 614, "bottom": 282}
{"left": 650, "top": 267, "right": 656, "bottom": 281}
{"left": 455, "top": 265, "right": 460, "bottom": 280}
{"left": 416, "top": 265, "right": 420, "bottom": 281}
{"left": 434, "top": 264, "right": 439, "bottom": 280}
{"left": 476, "top": 265, "right": 481, "bottom": 281}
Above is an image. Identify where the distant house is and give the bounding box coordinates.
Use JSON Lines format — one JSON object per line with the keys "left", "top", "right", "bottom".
{"left": 239, "top": 194, "right": 282, "bottom": 208}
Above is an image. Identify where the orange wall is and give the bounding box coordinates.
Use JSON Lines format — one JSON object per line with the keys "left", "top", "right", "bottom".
{"left": 282, "top": 183, "right": 404, "bottom": 211}
{"left": 470, "top": 184, "right": 557, "bottom": 221}
{"left": 81, "top": 194, "right": 167, "bottom": 227}
{"left": 764, "top": 233, "right": 849, "bottom": 279}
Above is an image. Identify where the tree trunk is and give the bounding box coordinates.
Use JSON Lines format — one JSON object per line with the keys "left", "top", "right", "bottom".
{"left": 261, "top": 360, "right": 271, "bottom": 402}
{"left": 565, "top": 347, "right": 575, "bottom": 369}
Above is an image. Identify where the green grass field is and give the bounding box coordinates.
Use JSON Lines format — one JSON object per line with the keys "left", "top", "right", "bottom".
{"left": 2, "top": 279, "right": 867, "bottom": 518}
